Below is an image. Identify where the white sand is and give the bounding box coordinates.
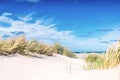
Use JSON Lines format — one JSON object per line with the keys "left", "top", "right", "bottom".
{"left": 0, "top": 54, "right": 119, "bottom": 80}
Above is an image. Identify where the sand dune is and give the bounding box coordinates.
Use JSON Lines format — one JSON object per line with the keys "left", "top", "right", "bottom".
{"left": 0, "top": 54, "right": 119, "bottom": 80}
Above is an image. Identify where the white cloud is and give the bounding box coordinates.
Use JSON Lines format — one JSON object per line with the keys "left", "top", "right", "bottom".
{"left": 2, "top": 12, "right": 13, "bottom": 16}
{"left": 80, "top": 29, "right": 120, "bottom": 51}
{"left": 0, "top": 13, "right": 75, "bottom": 45}
{"left": 17, "top": 0, "right": 40, "bottom": 3}
{"left": 17, "top": 12, "right": 33, "bottom": 21}
{"left": 0, "top": 12, "right": 120, "bottom": 51}
{"left": 101, "top": 29, "right": 120, "bottom": 41}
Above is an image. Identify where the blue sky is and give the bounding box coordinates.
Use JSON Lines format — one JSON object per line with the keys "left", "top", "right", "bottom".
{"left": 0, "top": 0, "right": 120, "bottom": 51}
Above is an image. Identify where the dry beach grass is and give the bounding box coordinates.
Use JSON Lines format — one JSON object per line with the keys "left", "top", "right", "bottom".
{"left": 85, "top": 40, "right": 120, "bottom": 70}
{"left": 0, "top": 35, "right": 76, "bottom": 58}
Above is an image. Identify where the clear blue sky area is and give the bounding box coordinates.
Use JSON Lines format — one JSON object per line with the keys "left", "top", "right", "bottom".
{"left": 0, "top": 0, "right": 120, "bottom": 51}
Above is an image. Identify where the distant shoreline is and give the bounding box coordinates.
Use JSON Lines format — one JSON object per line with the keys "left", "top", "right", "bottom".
{"left": 73, "top": 51, "right": 106, "bottom": 54}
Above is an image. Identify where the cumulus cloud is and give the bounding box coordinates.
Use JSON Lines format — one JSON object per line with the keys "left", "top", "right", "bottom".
{"left": 0, "top": 12, "right": 75, "bottom": 45}
{"left": 17, "top": 0, "right": 40, "bottom": 3}
{"left": 96, "top": 28, "right": 113, "bottom": 32}
{"left": 100, "top": 29, "right": 120, "bottom": 42}
{"left": 100, "top": 41, "right": 110, "bottom": 43}
{"left": 87, "top": 31, "right": 93, "bottom": 34}
{"left": 77, "top": 34, "right": 89, "bottom": 37}
{"left": 2, "top": 12, "right": 13, "bottom": 16}
{"left": 72, "top": 28, "right": 120, "bottom": 51}
{"left": 110, "top": 39, "right": 117, "bottom": 42}
{"left": 0, "top": 12, "right": 120, "bottom": 51}
{"left": 17, "top": 12, "right": 33, "bottom": 21}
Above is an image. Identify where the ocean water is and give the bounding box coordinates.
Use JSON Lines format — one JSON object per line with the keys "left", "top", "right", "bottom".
{"left": 73, "top": 51, "right": 105, "bottom": 54}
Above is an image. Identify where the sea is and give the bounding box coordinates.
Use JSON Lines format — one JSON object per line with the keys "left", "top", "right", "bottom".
{"left": 73, "top": 51, "right": 105, "bottom": 54}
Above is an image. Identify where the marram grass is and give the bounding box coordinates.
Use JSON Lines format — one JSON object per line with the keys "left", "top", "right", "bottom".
{"left": 85, "top": 41, "right": 120, "bottom": 70}
{"left": 0, "top": 35, "right": 76, "bottom": 58}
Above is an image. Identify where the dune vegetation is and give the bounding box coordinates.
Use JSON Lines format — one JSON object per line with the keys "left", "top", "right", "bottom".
{"left": 85, "top": 41, "right": 120, "bottom": 70}
{"left": 1, "top": 35, "right": 120, "bottom": 70}
{"left": 0, "top": 35, "right": 76, "bottom": 58}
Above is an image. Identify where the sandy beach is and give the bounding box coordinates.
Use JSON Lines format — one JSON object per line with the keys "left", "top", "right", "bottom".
{"left": 0, "top": 54, "right": 119, "bottom": 80}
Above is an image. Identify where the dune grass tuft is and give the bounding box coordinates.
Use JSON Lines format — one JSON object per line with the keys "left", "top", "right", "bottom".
{"left": 0, "top": 36, "right": 76, "bottom": 58}
{"left": 53, "top": 42, "right": 76, "bottom": 58}
{"left": 85, "top": 41, "right": 120, "bottom": 70}
{"left": 0, "top": 36, "right": 26, "bottom": 55}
